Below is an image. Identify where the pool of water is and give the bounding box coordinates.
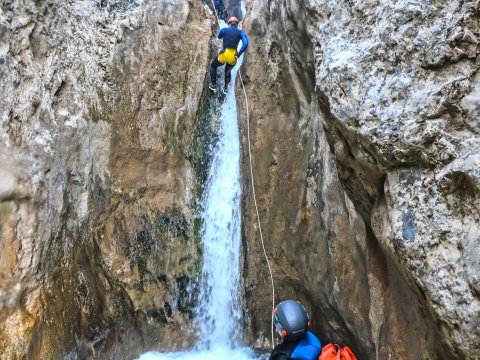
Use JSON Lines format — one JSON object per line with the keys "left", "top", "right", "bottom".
{"left": 137, "top": 345, "right": 267, "bottom": 360}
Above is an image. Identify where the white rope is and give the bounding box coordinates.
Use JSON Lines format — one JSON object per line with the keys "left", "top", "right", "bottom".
{"left": 210, "top": 0, "right": 220, "bottom": 22}
{"left": 209, "top": 0, "right": 276, "bottom": 349}
{"left": 238, "top": 71, "right": 276, "bottom": 349}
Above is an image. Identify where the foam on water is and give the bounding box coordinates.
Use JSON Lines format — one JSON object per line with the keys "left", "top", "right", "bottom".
{"left": 137, "top": 16, "right": 259, "bottom": 360}
{"left": 138, "top": 345, "right": 256, "bottom": 360}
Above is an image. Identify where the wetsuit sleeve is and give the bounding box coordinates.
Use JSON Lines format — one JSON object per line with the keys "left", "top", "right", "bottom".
{"left": 237, "top": 31, "right": 249, "bottom": 56}
{"left": 218, "top": 28, "right": 226, "bottom": 39}
{"left": 269, "top": 341, "right": 297, "bottom": 360}
{"left": 269, "top": 354, "right": 288, "bottom": 360}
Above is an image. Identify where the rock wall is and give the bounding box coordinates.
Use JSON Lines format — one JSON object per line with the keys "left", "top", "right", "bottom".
{"left": 0, "top": 0, "right": 213, "bottom": 358}
{"left": 1, "top": 0, "right": 479, "bottom": 358}
{"left": 242, "top": 0, "right": 479, "bottom": 359}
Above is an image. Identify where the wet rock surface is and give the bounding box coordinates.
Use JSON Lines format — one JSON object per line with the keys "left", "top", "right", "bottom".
{"left": 0, "top": 0, "right": 212, "bottom": 358}
{"left": 242, "top": 0, "right": 479, "bottom": 358}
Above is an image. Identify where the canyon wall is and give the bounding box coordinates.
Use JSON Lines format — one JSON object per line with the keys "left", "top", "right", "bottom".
{"left": 1, "top": 0, "right": 479, "bottom": 359}
{"left": 242, "top": 0, "right": 479, "bottom": 359}
{"left": 0, "top": 0, "right": 213, "bottom": 358}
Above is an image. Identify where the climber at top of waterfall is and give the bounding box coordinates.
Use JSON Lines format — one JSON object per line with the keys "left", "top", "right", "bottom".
{"left": 209, "top": 16, "right": 249, "bottom": 94}
{"left": 213, "top": 0, "right": 227, "bottom": 20}
{"left": 269, "top": 300, "right": 322, "bottom": 360}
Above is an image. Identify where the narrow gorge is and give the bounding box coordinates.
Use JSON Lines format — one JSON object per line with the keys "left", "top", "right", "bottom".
{"left": 1, "top": 0, "right": 479, "bottom": 359}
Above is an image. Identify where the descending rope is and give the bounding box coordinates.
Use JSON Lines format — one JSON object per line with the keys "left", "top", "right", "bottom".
{"left": 210, "top": 0, "right": 220, "bottom": 21}
{"left": 209, "top": 0, "right": 276, "bottom": 349}
{"left": 239, "top": 71, "right": 276, "bottom": 349}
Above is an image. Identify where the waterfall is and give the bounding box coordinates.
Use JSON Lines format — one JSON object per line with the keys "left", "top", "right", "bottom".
{"left": 138, "top": 17, "right": 260, "bottom": 360}
{"left": 195, "top": 54, "right": 244, "bottom": 349}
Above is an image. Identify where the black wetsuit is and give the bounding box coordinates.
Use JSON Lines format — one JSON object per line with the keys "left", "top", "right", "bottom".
{"left": 214, "top": 0, "right": 227, "bottom": 19}
{"left": 269, "top": 340, "right": 298, "bottom": 360}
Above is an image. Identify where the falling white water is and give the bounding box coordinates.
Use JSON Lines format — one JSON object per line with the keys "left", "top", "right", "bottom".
{"left": 138, "top": 17, "right": 260, "bottom": 360}
{"left": 195, "top": 55, "right": 244, "bottom": 348}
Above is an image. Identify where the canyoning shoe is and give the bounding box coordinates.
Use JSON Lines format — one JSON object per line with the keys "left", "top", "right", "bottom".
{"left": 209, "top": 84, "right": 217, "bottom": 92}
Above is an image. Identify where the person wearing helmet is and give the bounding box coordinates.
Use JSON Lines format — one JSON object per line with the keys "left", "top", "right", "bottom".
{"left": 213, "top": 0, "right": 227, "bottom": 20}
{"left": 270, "top": 300, "right": 322, "bottom": 360}
{"left": 209, "top": 16, "right": 249, "bottom": 94}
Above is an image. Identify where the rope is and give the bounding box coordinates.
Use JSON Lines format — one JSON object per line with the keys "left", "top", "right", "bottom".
{"left": 239, "top": 71, "right": 276, "bottom": 349}
{"left": 210, "top": 0, "right": 220, "bottom": 21}
{"left": 209, "top": 0, "right": 276, "bottom": 349}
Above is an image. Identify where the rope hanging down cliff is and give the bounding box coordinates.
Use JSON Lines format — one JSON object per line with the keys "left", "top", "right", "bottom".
{"left": 209, "top": 0, "right": 276, "bottom": 349}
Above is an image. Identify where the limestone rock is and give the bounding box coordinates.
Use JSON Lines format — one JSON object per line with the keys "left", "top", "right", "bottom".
{"left": 0, "top": 0, "right": 212, "bottom": 358}
{"left": 243, "top": 0, "right": 479, "bottom": 358}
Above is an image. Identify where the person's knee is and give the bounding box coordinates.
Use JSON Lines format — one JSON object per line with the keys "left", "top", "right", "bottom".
{"left": 211, "top": 58, "right": 221, "bottom": 68}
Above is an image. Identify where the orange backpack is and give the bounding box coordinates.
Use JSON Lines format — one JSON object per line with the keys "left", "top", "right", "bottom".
{"left": 318, "top": 343, "right": 358, "bottom": 360}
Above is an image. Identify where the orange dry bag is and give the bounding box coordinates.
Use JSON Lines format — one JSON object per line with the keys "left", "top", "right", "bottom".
{"left": 318, "top": 343, "right": 357, "bottom": 360}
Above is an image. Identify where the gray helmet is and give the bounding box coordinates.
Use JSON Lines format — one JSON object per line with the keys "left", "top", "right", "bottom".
{"left": 274, "top": 300, "right": 310, "bottom": 341}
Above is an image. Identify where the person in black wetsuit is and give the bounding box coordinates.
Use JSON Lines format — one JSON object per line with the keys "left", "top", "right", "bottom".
{"left": 214, "top": 0, "right": 227, "bottom": 20}
{"left": 270, "top": 300, "right": 322, "bottom": 360}
{"left": 209, "top": 16, "right": 249, "bottom": 94}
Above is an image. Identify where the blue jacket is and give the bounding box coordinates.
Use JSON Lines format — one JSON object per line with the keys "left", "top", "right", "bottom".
{"left": 218, "top": 25, "right": 249, "bottom": 56}
{"left": 270, "top": 331, "right": 322, "bottom": 360}
{"left": 290, "top": 332, "right": 322, "bottom": 360}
